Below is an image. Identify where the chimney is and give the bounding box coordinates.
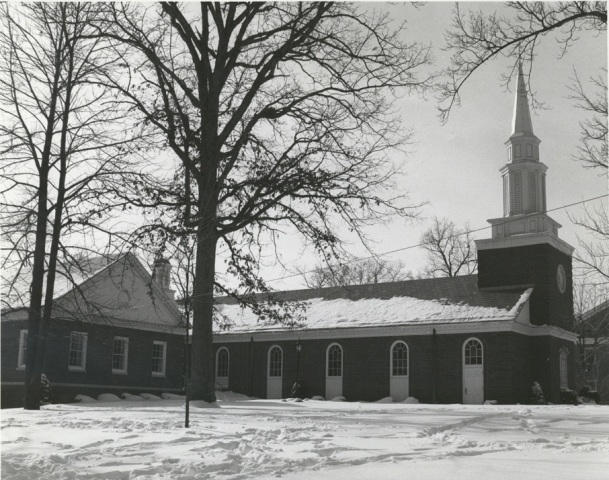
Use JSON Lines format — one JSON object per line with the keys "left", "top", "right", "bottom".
{"left": 153, "top": 258, "right": 175, "bottom": 300}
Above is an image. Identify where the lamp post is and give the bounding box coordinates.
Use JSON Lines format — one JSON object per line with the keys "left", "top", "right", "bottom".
{"left": 292, "top": 339, "right": 302, "bottom": 398}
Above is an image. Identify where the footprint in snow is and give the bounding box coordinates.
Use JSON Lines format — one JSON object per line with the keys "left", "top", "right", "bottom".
{"left": 520, "top": 418, "right": 539, "bottom": 434}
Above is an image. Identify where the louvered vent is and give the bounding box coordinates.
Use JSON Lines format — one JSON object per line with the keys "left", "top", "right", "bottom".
{"left": 513, "top": 172, "right": 522, "bottom": 214}
{"left": 529, "top": 172, "right": 537, "bottom": 212}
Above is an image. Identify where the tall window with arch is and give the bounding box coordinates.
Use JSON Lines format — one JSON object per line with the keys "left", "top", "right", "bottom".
{"left": 390, "top": 341, "right": 409, "bottom": 401}
{"left": 216, "top": 347, "right": 229, "bottom": 389}
{"left": 267, "top": 345, "right": 283, "bottom": 399}
{"left": 325, "top": 343, "right": 343, "bottom": 399}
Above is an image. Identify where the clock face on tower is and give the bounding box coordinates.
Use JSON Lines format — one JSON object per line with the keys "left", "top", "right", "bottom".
{"left": 556, "top": 264, "right": 567, "bottom": 294}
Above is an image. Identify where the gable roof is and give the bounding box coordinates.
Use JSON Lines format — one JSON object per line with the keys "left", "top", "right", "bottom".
{"left": 3, "top": 253, "right": 183, "bottom": 333}
{"left": 214, "top": 275, "right": 532, "bottom": 334}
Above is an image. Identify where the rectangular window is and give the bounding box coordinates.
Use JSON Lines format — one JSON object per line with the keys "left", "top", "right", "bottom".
{"left": 68, "top": 332, "right": 88, "bottom": 371}
{"left": 112, "top": 337, "right": 129, "bottom": 374}
{"left": 152, "top": 341, "right": 167, "bottom": 376}
{"left": 17, "top": 330, "right": 28, "bottom": 369}
{"left": 560, "top": 350, "right": 568, "bottom": 389}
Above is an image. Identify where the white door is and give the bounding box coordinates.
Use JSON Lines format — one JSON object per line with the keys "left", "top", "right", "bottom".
{"left": 267, "top": 346, "right": 283, "bottom": 399}
{"left": 325, "top": 343, "right": 343, "bottom": 399}
{"left": 463, "top": 338, "right": 484, "bottom": 404}
{"left": 390, "top": 341, "right": 409, "bottom": 401}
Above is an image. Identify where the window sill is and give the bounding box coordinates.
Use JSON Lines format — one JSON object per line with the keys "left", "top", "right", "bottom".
{"left": 112, "top": 370, "right": 128, "bottom": 375}
{"left": 152, "top": 372, "right": 166, "bottom": 377}
{"left": 16, "top": 366, "right": 25, "bottom": 370}
{"left": 68, "top": 367, "right": 86, "bottom": 372}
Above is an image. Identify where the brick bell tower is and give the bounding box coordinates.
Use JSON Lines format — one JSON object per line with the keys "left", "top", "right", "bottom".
{"left": 475, "top": 63, "right": 574, "bottom": 330}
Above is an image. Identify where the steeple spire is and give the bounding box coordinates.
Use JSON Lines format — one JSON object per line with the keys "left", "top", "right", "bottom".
{"left": 511, "top": 62, "right": 534, "bottom": 137}
{"left": 479, "top": 58, "right": 567, "bottom": 243}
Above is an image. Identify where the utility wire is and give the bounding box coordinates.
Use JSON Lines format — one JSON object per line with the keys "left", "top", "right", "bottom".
{"left": 158, "top": 192, "right": 609, "bottom": 301}
{"left": 264, "top": 193, "right": 608, "bottom": 283}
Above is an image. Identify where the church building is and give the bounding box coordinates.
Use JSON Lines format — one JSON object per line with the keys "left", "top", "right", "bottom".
{"left": 211, "top": 64, "right": 578, "bottom": 405}
{"left": 1, "top": 254, "right": 186, "bottom": 407}
{"left": 2, "top": 65, "right": 578, "bottom": 407}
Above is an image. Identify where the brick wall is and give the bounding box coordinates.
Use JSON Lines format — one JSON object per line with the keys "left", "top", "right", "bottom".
{"left": 478, "top": 243, "right": 574, "bottom": 329}
{"left": 530, "top": 336, "right": 578, "bottom": 403}
{"left": 214, "top": 330, "right": 557, "bottom": 404}
{"left": 1, "top": 319, "right": 185, "bottom": 407}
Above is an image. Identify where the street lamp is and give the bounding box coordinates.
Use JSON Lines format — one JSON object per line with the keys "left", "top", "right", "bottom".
{"left": 292, "top": 339, "right": 302, "bottom": 398}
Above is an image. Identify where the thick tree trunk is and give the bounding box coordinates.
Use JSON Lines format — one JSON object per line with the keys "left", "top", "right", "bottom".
{"left": 189, "top": 222, "right": 218, "bottom": 403}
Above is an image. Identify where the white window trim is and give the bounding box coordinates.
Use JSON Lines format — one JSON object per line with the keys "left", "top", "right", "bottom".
{"left": 326, "top": 343, "right": 343, "bottom": 378}
{"left": 390, "top": 340, "right": 409, "bottom": 378}
{"left": 68, "top": 332, "right": 88, "bottom": 372}
{"left": 112, "top": 336, "right": 129, "bottom": 375}
{"left": 216, "top": 347, "right": 230, "bottom": 380}
{"left": 267, "top": 345, "right": 283, "bottom": 378}
{"left": 17, "top": 329, "right": 28, "bottom": 370}
{"left": 152, "top": 341, "right": 167, "bottom": 377}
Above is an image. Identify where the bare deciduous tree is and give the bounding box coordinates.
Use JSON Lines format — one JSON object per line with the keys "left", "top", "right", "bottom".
{"left": 439, "top": 1, "right": 606, "bottom": 121}
{"left": 301, "top": 258, "right": 413, "bottom": 289}
{"left": 569, "top": 69, "right": 608, "bottom": 171}
{"left": 420, "top": 218, "right": 477, "bottom": 278}
{"left": 93, "top": 2, "right": 433, "bottom": 402}
{"left": 573, "top": 284, "right": 609, "bottom": 400}
{"left": 0, "top": 2, "right": 143, "bottom": 409}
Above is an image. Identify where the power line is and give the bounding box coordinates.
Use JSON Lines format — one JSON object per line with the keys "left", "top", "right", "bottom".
{"left": 173, "top": 192, "right": 608, "bottom": 301}
{"left": 264, "top": 193, "right": 608, "bottom": 283}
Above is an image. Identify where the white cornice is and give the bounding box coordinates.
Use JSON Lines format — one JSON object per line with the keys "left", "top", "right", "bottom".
{"left": 1, "top": 314, "right": 184, "bottom": 335}
{"left": 499, "top": 162, "right": 547, "bottom": 173}
{"left": 475, "top": 231, "right": 574, "bottom": 256}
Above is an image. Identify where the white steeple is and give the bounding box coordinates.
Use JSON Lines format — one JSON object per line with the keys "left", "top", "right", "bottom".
{"left": 475, "top": 61, "right": 574, "bottom": 256}
{"left": 499, "top": 63, "right": 547, "bottom": 220}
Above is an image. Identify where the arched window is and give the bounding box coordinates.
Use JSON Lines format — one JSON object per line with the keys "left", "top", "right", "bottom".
{"left": 326, "top": 343, "right": 342, "bottom": 377}
{"left": 391, "top": 341, "right": 408, "bottom": 377}
{"left": 216, "top": 347, "right": 229, "bottom": 379}
{"left": 268, "top": 346, "right": 283, "bottom": 377}
{"left": 463, "top": 338, "right": 483, "bottom": 365}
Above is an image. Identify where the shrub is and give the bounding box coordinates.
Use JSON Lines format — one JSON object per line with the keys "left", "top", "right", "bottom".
{"left": 40, "top": 374, "right": 52, "bottom": 405}
{"left": 529, "top": 381, "right": 546, "bottom": 405}
{"left": 579, "top": 387, "right": 600, "bottom": 404}
{"left": 559, "top": 388, "right": 579, "bottom": 405}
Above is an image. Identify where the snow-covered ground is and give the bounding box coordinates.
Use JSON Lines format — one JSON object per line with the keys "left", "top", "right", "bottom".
{"left": 2, "top": 393, "right": 608, "bottom": 480}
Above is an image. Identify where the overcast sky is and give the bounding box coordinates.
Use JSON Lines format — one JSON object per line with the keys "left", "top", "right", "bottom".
{"left": 263, "top": 1, "right": 608, "bottom": 290}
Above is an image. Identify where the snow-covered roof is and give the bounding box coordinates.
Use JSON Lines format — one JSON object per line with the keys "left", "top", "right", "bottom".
{"left": 214, "top": 275, "right": 532, "bottom": 334}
